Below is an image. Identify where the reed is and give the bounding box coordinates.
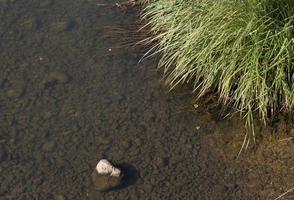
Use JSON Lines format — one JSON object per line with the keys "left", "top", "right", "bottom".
{"left": 141, "top": 0, "right": 294, "bottom": 141}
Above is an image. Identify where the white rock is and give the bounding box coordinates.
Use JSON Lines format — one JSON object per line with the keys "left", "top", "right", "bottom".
{"left": 95, "top": 159, "right": 121, "bottom": 177}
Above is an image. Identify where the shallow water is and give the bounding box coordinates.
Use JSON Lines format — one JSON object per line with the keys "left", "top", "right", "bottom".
{"left": 1, "top": 0, "right": 294, "bottom": 200}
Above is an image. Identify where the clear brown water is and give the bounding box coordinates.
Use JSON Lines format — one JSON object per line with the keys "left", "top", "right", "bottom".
{"left": 1, "top": 0, "right": 294, "bottom": 200}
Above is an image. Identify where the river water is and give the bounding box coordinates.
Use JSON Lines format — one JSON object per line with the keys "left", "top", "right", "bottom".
{"left": 1, "top": 0, "right": 294, "bottom": 200}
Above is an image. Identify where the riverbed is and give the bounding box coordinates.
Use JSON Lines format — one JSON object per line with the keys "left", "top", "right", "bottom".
{"left": 1, "top": 0, "right": 294, "bottom": 199}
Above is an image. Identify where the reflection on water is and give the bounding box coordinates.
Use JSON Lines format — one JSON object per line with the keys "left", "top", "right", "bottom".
{"left": 1, "top": 0, "right": 294, "bottom": 200}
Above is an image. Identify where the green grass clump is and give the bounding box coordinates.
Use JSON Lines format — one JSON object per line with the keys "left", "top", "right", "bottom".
{"left": 141, "top": 0, "right": 294, "bottom": 140}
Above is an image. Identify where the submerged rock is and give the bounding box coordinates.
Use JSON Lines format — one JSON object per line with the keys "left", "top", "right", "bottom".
{"left": 96, "top": 159, "right": 121, "bottom": 176}
{"left": 40, "top": 71, "right": 70, "bottom": 88}
{"left": 51, "top": 20, "right": 76, "bottom": 32}
{"left": 91, "top": 172, "right": 123, "bottom": 192}
{"left": 91, "top": 159, "right": 123, "bottom": 191}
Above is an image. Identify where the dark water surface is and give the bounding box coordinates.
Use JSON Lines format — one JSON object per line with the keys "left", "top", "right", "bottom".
{"left": 1, "top": 0, "right": 294, "bottom": 200}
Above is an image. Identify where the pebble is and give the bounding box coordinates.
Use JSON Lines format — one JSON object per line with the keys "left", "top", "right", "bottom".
{"left": 179, "top": 138, "right": 187, "bottom": 144}
{"left": 91, "top": 170, "right": 123, "bottom": 192}
{"left": 122, "top": 140, "right": 131, "bottom": 149}
{"left": 40, "top": 71, "right": 70, "bottom": 88}
{"left": 55, "top": 194, "right": 66, "bottom": 200}
{"left": 96, "top": 159, "right": 121, "bottom": 177}
{"left": 154, "top": 157, "right": 168, "bottom": 168}
{"left": 23, "top": 18, "right": 41, "bottom": 31}
{"left": 49, "top": 71, "right": 70, "bottom": 83}
{"left": 43, "top": 111, "right": 53, "bottom": 120}
{"left": 42, "top": 141, "right": 55, "bottom": 152}
{"left": 51, "top": 20, "right": 75, "bottom": 32}
{"left": 6, "top": 86, "right": 25, "bottom": 98}
{"left": 134, "top": 138, "right": 142, "bottom": 146}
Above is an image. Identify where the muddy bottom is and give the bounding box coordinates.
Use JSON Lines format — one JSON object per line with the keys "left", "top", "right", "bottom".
{"left": 0, "top": 0, "right": 294, "bottom": 199}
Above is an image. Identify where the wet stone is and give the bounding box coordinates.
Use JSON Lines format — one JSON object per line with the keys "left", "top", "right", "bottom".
{"left": 91, "top": 170, "right": 123, "bottom": 192}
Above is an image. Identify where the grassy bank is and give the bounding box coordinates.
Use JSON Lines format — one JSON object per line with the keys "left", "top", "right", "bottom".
{"left": 141, "top": 0, "right": 294, "bottom": 140}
